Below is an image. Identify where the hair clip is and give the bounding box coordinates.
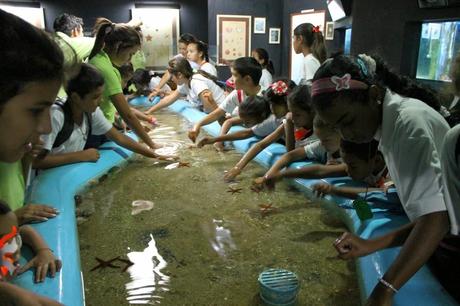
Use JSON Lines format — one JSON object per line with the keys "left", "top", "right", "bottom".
{"left": 312, "top": 26, "right": 321, "bottom": 33}
{"left": 270, "top": 81, "right": 288, "bottom": 95}
{"left": 331, "top": 74, "right": 352, "bottom": 91}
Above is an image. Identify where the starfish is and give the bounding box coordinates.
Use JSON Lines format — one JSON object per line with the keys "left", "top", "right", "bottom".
{"left": 227, "top": 186, "right": 243, "bottom": 194}
{"left": 178, "top": 161, "right": 191, "bottom": 168}
{"left": 250, "top": 184, "right": 263, "bottom": 194}
{"left": 117, "top": 258, "right": 134, "bottom": 272}
{"left": 259, "top": 203, "right": 277, "bottom": 217}
{"left": 90, "top": 256, "right": 121, "bottom": 272}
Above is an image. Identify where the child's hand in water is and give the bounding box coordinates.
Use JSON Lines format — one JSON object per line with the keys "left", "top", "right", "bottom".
{"left": 312, "top": 183, "right": 334, "bottom": 198}
{"left": 80, "top": 149, "right": 100, "bottom": 162}
{"left": 224, "top": 166, "right": 241, "bottom": 182}
{"left": 148, "top": 88, "right": 160, "bottom": 101}
{"left": 263, "top": 174, "right": 280, "bottom": 190}
{"left": 15, "top": 204, "right": 59, "bottom": 225}
{"left": 197, "top": 137, "right": 215, "bottom": 148}
{"left": 188, "top": 128, "right": 200, "bottom": 143}
{"left": 333, "top": 232, "right": 377, "bottom": 260}
{"left": 18, "top": 248, "right": 62, "bottom": 283}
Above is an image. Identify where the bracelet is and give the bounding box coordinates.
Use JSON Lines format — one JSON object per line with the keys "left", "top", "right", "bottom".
{"left": 378, "top": 277, "right": 398, "bottom": 293}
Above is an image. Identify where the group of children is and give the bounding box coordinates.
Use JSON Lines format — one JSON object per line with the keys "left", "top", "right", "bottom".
{"left": 1, "top": 7, "right": 460, "bottom": 306}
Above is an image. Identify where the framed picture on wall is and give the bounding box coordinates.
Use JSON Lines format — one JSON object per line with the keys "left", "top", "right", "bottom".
{"left": 0, "top": 4, "right": 44, "bottom": 29}
{"left": 325, "top": 21, "right": 334, "bottom": 40}
{"left": 254, "top": 17, "right": 266, "bottom": 34}
{"left": 269, "top": 28, "right": 281, "bottom": 44}
{"left": 217, "top": 15, "right": 252, "bottom": 64}
{"left": 418, "top": 0, "right": 447, "bottom": 8}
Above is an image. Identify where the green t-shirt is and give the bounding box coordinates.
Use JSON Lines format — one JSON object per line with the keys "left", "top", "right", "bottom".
{"left": 131, "top": 50, "right": 147, "bottom": 71}
{"left": 0, "top": 161, "right": 25, "bottom": 211}
{"left": 56, "top": 32, "right": 96, "bottom": 99}
{"left": 89, "top": 51, "right": 123, "bottom": 122}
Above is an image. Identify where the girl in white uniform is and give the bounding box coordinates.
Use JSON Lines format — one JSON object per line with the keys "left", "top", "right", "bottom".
{"left": 252, "top": 48, "right": 274, "bottom": 89}
{"left": 187, "top": 40, "right": 217, "bottom": 77}
{"left": 311, "top": 54, "right": 450, "bottom": 305}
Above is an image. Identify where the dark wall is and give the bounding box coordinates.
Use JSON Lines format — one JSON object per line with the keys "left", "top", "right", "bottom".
{"left": 351, "top": 0, "right": 460, "bottom": 75}
{"left": 40, "top": 0, "right": 208, "bottom": 41}
{"left": 207, "top": 0, "right": 283, "bottom": 77}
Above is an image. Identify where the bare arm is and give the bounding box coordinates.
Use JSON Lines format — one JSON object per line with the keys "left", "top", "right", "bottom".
{"left": 199, "top": 90, "right": 218, "bottom": 113}
{"left": 275, "top": 163, "right": 348, "bottom": 180}
{"left": 188, "top": 107, "right": 230, "bottom": 143}
{"left": 105, "top": 127, "right": 157, "bottom": 158}
{"left": 284, "top": 116, "right": 295, "bottom": 152}
{"left": 205, "top": 129, "right": 254, "bottom": 143}
{"left": 110, "top": 93, "right": 157, "bottom": 149}
{"left": 329, "top": 185, "right": 382, "bottom": 199}
{"left": 264, "top": 146, "right": 308, "bottom": 178}
{"left": 33, "top": 149, "right": 99, "bottom": 169}
{"left": 145, "top": 89, "right": 180, "bottom": 114}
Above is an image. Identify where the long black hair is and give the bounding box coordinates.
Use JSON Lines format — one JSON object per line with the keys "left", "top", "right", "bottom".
{"left": 66, "top": 63, "right": 105, "bottom": 98}
{"left": 253, "top": 48, "right": 275, "bottom": 75}
{"left": 293, "top": 23, "right": 327, "bottom": 64}
{"left": 189, "top": 40, "right": 210, "bottom": 62}
{"left": 312, "top": 54, "right": 441, "bottom": 112}
{"left": 0, "top": 9, "right": 64, "bottom": 108}
{"left": 168, "top": 57, "right": 223, "bottom": 89}
{"left": 287, "top": 85, "right": 313, "bottom": 113}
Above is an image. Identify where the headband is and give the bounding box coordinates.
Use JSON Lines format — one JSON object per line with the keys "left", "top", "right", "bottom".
{"left": 311, "top": 73, "right": 368, "bottom": 97}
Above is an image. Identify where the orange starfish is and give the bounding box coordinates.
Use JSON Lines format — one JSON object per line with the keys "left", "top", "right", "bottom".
{"left": 258, "top": 203, "right": 277, "bottom": 217}
{"left": 178, "top": 161, "right": 191, "bottom": 168}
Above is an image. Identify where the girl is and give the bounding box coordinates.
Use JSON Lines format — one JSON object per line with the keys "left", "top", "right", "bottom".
{"left": 0, "top": 9, "right": 63, "bottom": 304}
{"left": 33, "top": 64, "right": 169, "bottom": 170}
{"left": 145, "top": 58, "right": 226, "bottom": 114}
{"left": 312, "top": 54, "right": 450, "bottom": 305}
{"left": 252, "top": 48, "right": 274, "bottom": 89}
{"left": 88, "top": 18, "right": 159, "bottom": 150}
{"left": 258, "top": 116, "right": 345, "bottom": 189}
{"left": 292, "top": 23, "right": 327, "bottom": 85}
{"left": 187, "top": 40, "right": 217, "bottom": 77}
{"left": 205, "top": 80, "right": 296, "bottom": 181}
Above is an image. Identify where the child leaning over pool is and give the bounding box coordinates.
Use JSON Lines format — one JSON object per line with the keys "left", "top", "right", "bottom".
{"left": 33, "top": 63, "right": 173, "bottom": 170}
{"left": 257, "top": 116, "right": 345, "bottom": 189}
{"left": 0, "top": 201, "right": 62, "bottom": 285}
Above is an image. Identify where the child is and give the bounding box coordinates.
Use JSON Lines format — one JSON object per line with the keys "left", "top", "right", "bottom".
{"left": 292, "top": 23, "right": 327, "bottom": 85}
{"left": 145, "top": 58, "right": 226, "bottom": 114}
{"left": 252, "top": 48, "right": 274, "bottom": 89}
{"left": 187, "top": 40, "right": 217, "bottom": 77}
{"left": 188, "top": 57, "right": 264, "bottom": 143}
{"left": 203, "top": 80, "right": 296, "bottom": 181}
{"left": 88, "top": 18, "right": 159, "bottom": 150}
{"left": 312, "top": 54, "right": 450, "bottom": 305}
{"left": 33, "top": 64, "right": 170, "bottom": 170}
{"left": 258, "top": 116, "right": 345, "bottom": 189}
{"left": 313, "top": 140, "right": 390, "bottom": 199}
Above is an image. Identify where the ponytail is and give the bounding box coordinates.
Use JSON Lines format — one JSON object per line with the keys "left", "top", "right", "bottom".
{"left": 253, "top": 48, "right": 275, "bottom": 75}
{"left": 89, "top": 17, "right": 141, "bottom": 60}
{"left": 293, "top": 23, "right": 327, "bottom": 64}
{"left": 190, "top": 40, "right": 209, "bottom": 62}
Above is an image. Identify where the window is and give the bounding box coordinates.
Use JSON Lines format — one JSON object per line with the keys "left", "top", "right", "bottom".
{"left": 344, "top": 28, "right": 352, "bottom": 55}
{"left": 416, "top": 21, "right": 460, "bottom": 82}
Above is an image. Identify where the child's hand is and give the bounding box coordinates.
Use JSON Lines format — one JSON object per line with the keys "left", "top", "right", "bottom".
{"left": 333, "top": 232, "right": 377, "bottom": 260}
{"left": 312, "top": 183, "right": 334, "bottom": 198}
{"left": 253, "top": 176, "right": 266, "bottom": 185}
{"left": 197, "top": 137, "right": 214, "bottom": 148}
{"left": 80, "top": 149, "right": 100, "bottom": 162}
{"left": 263, "top": 174, "right": 279, "bottom": 190}
{"left": 148, "top": 88, "right": 160, "bottom": 101}
{"left": 213, "top": 142, "right": 225, "bottom": 152}
{"left": 18, "top": 249, "right": 62, "bottom": 283}
{"left": 0, "top": 282, "right": 64, "bottom": 306}
{"left": 188, "top": 128, "right": 200, "bottom": 143}
{"left": 15, "top": 204, "right": 59, "bottom": 225}
{"left": 224, "top": 166, "right": 241, "bottom": 182}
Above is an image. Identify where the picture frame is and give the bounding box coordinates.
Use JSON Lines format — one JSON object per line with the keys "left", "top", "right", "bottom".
{"left": 217, "top": 14, "right": 252, "bottom": 64}
{"left": 418, "top": 0, "right": 448, "bottom": 8}
{"left": 325, "top": 21, "right": 334, "bottom": 40}
{"left": 0, "top": 5, "right": 45, "bottom": 29}
{"left": 268, "top": 28, "right": 281, "bottom": 44}
{"left": 254, "top": 17, "right": 266, "bottom": 34}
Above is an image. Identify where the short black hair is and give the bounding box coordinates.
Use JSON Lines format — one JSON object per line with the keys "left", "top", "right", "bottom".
{"left": 233, "top": 57, "right": 262, "bottom": 85}
{"left": 132, "top": 68, "right": 152, "bottom": 86}
{"left": 53, "top": 13, "right": 84, "bottom": 36}
{"left": 66, "top": 63, "right": 104, "bottom": 98}
{"left": 340, "top": 139, "right": 379, "bottom": 161}
{"left": 0, "top": 200, "right": 11, "bottom": 215}
{"left": 178, "top": 33, "right": 197, "bottom": 44}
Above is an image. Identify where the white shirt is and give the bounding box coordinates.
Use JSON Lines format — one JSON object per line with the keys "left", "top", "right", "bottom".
{"left": 299, "top": 54, "right": 320, "bottom": 86}
{"left": 376, "top": 90, "right": 449, "bottom": 221}
{"left": 219, "top": 87, "right": 265, "bottom": 115}
{"left": 441, "top": 124, "right": 460, "bottom": 235}
{"left": 259, "top": 68, "right": 273, "bottom": 90}
{"left": 252, "top": 115, "right": 284, "bottom": 137}
{"left": 177, "top": 74, "right": 226, "bottom": 108}
{"left": 199, "top": 62, "right": 217, "bottom": 77}
{"left": 43, "top": 104, "right": 112, "bottom": 155}
{"left": 304, "top": 140, "right": 341, "bottom": 164}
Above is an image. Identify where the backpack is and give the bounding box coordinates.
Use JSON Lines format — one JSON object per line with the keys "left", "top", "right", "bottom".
{"left": 53, "top": 99, "right": 92, "bottom": 148}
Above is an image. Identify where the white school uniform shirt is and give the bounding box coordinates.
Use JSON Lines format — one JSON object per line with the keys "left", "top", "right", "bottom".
{"left": 252, "top": 115, "right": 284, "bottom": 137}
{"left": 375, "top": 89, "right": 449, "bottom": 221}
{"left": 299, "top": 54, "right": 320, "bottom": 86}
{"left": 441, "top": 124, "right": 460, "bottom": 235}
{"left": 199, "top": 62, "right": 218, "bottom": 77}
{"left": 259, "top": 68, "right": 273, "bottom": 90}
{"left": 218, "top": 87, "right": 265, "bottom": 115}
{"left": 177, "top": 74, "right": 226, "bottom": 108}
{"left": 43, "top": 105, "right": 112, "bottom": 155}
{"left": 303, "top": 140, "right": 341, "bottom": 165}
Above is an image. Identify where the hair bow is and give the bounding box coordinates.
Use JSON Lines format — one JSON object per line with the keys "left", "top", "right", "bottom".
{"left": 270, "top": 81, "right": 288, "bottom": 95}
{"left": 312, "top": 26, "right": 321, "bottom": 33}
{"left": 331, "top": 74, "right": 351, "bottom": 91}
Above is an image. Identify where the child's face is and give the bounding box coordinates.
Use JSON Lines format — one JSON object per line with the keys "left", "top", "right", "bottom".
{"left": 342, "top": 151, "right": 375, "bottom": 181}
{"left": 288, "top": 103, "right": 314, "bottom": 130}
{"left": 178, "top": 42, "right": 188, "bottom": 57}
{"left": 0, "top": 79, "right": 60, "bottom": 163}
{"left": 76, "top": 86, "right": 104, "bottom": 113}
{"left": 292, "top": 35, "right": 303, "bottom": 54}
{"left": 270, "top": 103, "right": 288, "bottom": 119}
{"left": 171, "top": 72, "right": 187, "bottom": 86}
{"left": 239, "top": 112, "right": 263, "bottom": 128}
{"left": 231, "top": 68, "right": 252, "bottom": 91}
{"left": 0, "top": 211, "right": 21, "bottom": 280}
{"left": 315, "top": 127, "right": 341, "bottom": 153}
{"left": 186, "top": 44, "right": 201, "bottom": 63}
{"left": 112, "top": 45, "right": 140, "bottom": 67}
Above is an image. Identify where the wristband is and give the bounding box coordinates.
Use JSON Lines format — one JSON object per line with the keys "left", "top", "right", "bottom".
{"left": 379, "top": 277, "right": 398, "bottom": 293}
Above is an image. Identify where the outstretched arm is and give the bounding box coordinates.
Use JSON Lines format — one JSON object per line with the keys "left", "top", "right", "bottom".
{"left": 145, "top": 90, "right": 180, "bottom": 114}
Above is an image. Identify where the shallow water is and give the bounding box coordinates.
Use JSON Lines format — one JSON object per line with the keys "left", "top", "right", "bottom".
{"left": 78, "top": 111, "right": 359, "bottom": 306}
